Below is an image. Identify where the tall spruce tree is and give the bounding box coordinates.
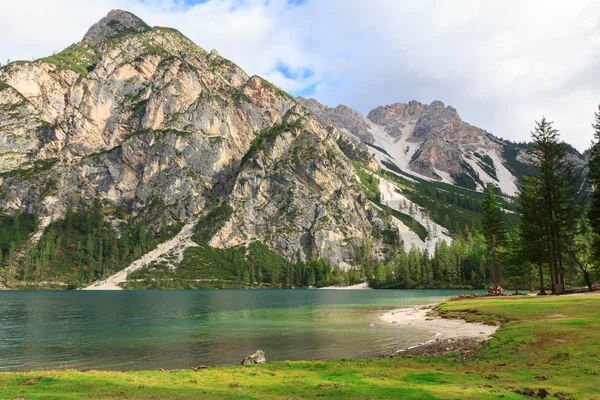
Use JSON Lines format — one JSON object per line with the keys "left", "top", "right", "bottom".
{"left": 481, "top": 185, "right": 507, "bottom": 291}
{"left": 529, "top": 117, "right": 580, "bottom": 294}
{"left": 504, "top": 232, "right": 529, "bottom": 294}
{"left": 569, "top": 219, "right": 595, "bottom": 291}
{"left": 589, "top": 105, "right": 600, "bottom": 261}
{"left": 518, "top": 176, "right": 548, "bottom": 294}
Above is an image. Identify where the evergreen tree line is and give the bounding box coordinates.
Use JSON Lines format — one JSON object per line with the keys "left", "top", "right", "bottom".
{"left": 1, "top": 200, "right": 181, "bottom": 288}
{"left": 365, "top": 230, "right": 491, "bottom": 289}
{"left": 0, "top": 212, "right": 39, "bottom": 269}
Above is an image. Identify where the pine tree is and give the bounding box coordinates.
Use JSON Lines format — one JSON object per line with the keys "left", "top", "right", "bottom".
{"left": 504, "top": 232, "right": 529, "bottom": 294}
{"left": 588, "top": 105, "right": 600, "bottom": 261}
{"left": 569, "top": 219, "right": 595, "bottom": 291}
{"left": 529, "top": 117, "right": 580, "bottom": 294}
{"left": 518, "top": 176, "right": 547, "bottom": 294}
{"left": 481, "top": 185, "right": 507, "bottom": 291}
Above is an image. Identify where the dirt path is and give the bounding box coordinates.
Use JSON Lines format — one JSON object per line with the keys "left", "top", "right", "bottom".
{"left": 83, "top": 219, "right": 198, "bottom": 290}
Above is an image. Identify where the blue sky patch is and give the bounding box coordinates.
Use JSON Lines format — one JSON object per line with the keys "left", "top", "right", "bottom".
{"left": 291, "top": 82, "right": 318, "bottom": 97}
{"left": 275, "top": 61, "right": 313, "bottom": 80}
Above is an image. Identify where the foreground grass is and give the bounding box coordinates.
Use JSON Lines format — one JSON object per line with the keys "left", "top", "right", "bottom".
{"left": 1, "top": 294, "right": 599, "bottom": 399}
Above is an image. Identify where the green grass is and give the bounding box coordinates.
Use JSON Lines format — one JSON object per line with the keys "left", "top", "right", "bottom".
{"left": 241, "top": 119, "right": 304, "bottom": 165}
{"left": 0, "top": 159, "right": 57, "bottom": 179}
{"left": 0, "top": 80, "right": 10, "bottom": 91}
{"left": 2, "top": 294, "right": 598, "bottom": 399}
{"left": 40, "top": 43, "right": 99, "bottom": 77}
{"left": 256, "top": 76, "right": 298, "bottom": 103}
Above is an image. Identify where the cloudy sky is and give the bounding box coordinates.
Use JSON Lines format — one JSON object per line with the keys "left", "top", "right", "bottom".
{"left": 1, "top": 0, "right": 599, "bottom": 151}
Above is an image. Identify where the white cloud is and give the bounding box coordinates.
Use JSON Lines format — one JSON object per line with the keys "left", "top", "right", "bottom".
{"left": 1, "top": 0, "right": 598, "bottom": 150}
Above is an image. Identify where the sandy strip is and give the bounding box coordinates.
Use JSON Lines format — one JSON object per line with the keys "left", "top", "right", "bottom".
{"left": 319, "top": 282, "right": 372, "bottom": 290}
{"left": 380, "top": 304, "right": 498, "bottom": 353}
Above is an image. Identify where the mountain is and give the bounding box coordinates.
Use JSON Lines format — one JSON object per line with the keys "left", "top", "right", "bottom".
{"left": 1, "top": 10, "right": 585, "bottom": 290}
{"left": 296, "top": 97, "right": 375, "bottom": 144}
{"left": 0, "top": 10, "right": 386, "bottom": 288}
{"left": 299, "top": 98, "right": 587, "bottom": 197}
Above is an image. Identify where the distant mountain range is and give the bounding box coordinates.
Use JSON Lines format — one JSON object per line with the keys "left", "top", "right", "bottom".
{"left": 298, "top": 97, "right": 586, "bottom": 196}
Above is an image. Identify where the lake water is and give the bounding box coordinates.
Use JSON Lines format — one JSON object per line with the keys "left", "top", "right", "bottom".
{"left": 0, "top": 289, "right": 481, "bottom": 371}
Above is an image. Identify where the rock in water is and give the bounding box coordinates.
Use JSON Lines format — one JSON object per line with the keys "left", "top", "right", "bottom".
{"left": 241, "top": 350, "right": 266, "bottom": 365}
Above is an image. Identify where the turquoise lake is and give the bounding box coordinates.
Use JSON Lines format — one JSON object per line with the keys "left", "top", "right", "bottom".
{"left": 0, "top": 289, "right": 481, "bottom": 371}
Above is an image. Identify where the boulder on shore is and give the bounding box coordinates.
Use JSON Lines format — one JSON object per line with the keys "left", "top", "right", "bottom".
{"left": 241, "top": 350, "right": 266, "bottom": 365}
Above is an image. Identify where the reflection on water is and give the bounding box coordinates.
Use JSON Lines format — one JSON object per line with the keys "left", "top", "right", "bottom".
{"left": 0, "top": 289, "right": 481, "bottom": 371}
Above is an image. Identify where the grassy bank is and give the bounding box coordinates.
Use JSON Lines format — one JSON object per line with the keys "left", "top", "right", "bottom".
{"left": 1, "top": 294, "right": 598, "bottom": 399}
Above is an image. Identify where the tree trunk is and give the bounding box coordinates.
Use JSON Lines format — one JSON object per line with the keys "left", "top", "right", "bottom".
{"left": 529, "top": 268, "right": 534, "bottom": 293}
{"left": 584, "top": 271, "right": 593, "bottom": 292}
{"left": 538, "top": 263, "right": 546, "bottom": 295}
{"left": 558, "top": 250, "right": 565, "bottom": 291}
{"left": 548, "top": 262, "right": 555, "bottom": 294}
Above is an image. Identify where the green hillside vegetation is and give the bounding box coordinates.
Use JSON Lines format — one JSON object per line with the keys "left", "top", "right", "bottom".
{"left": 123, "top": 205, "right": 356, "bottom": 289}
{"left": 3, "top": 294, "right": 599, "bottom": 399}
{"left": 350, "top": 162, "right": 520, "bottom": 290}
{"left": 502, "top": 141, "right": 538, "bottom": 182}
{"left": 473, "top": 152, "right": 498, "bottom": 180}
{"left": 364, "top": 141, "right": 392, "bottom": 157}
{"left": 40, "top": 43, "right": 100, "bottom": 77}
{"left": 354, "top": 166, "right": 429, "bottom": 241}
{"left": 451, "top": 161, "right": 485, "bottom": 190}
{"left": 0, "top": 213, "right": 38, "bottom": 286}
{"left": 380, "top": 159, "right": 518, "bottom": 234}
{"left": 1, "top": 201, "right": 182, "bottom": 289}
{"left": 241, "top": 119, "right": 303, "bottom": 165}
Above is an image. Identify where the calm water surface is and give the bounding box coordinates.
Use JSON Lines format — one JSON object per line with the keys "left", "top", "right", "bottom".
{"left": 0, "top": 289, "right": 481, "bottom": 371}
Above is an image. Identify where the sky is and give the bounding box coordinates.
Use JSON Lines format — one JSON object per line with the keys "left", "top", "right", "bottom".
{"left": 1, "top": 0, "right": 599, "bottom": 151}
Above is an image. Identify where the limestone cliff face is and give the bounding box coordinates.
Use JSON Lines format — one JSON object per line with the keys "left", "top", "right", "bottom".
{"left": 0, "top": 10, "right": 377, "bottom": 265}
{"left": 211, "top": 108, "right": 377, "bottom": 263}
{"left": 367, "top": 100, "right": 426, "bottom": 140}
{"left": 0, "top": 85, "right": 59, "bottom": 172}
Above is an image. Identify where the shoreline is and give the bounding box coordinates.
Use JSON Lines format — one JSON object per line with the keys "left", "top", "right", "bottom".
{"left": 379, "top": 303, "right": 498, "bottom": 357}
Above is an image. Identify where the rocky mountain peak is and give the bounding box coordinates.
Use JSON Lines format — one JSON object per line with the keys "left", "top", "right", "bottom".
{"left": 83, "top": 10, "right": 151, "bottom": 45}
{"left": 297, "top": 97, "right": 375, "bottom": 143}
{"left": 429, "top": 100, "right": 445, "bottom": 109}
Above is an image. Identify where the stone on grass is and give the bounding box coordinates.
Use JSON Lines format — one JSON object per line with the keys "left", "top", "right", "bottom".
{"left": 241, "top": 350, "right": 266, "bottom": 365}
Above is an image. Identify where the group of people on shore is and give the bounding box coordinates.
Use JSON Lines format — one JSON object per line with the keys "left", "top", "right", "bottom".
{"left": 488, "top": 286, "right": 503, "bottom": 296}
